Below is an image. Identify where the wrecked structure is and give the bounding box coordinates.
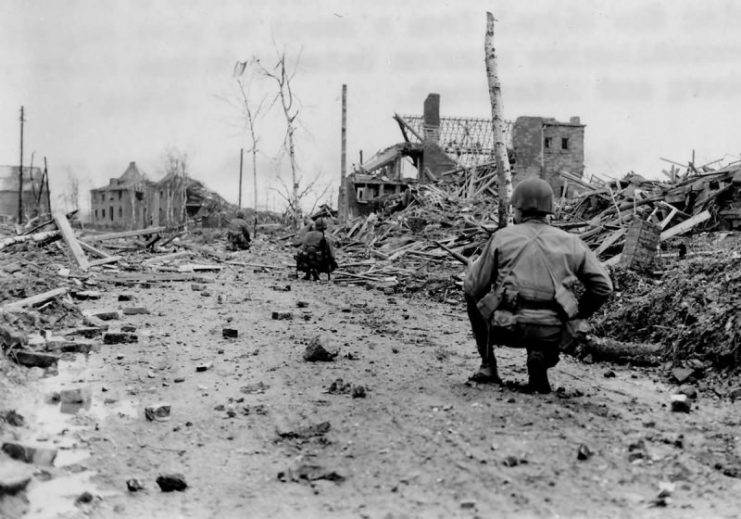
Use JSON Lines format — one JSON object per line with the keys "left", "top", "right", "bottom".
{"left": 90, "top": 162, "right": 234, "bottom": 230}
{"left": 0, "top": 165, "right": 51, "bottom": 224}
{"left": 340, "top": 93, "right": 585, "bottom": 218}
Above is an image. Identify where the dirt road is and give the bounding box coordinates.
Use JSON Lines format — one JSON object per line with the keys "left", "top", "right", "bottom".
{"left": 3, "top": 248, "right": 741, "bottom": 518}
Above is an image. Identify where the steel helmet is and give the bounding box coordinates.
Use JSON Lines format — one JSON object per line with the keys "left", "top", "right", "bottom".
{"left": 511, "top": 177, "right": 554, "bottom": 214}
{"left": 314, "top": 217, "right": 327, "bottom": 231}
{"left": 236, "top": 210, "right": 246, "bottom": 219}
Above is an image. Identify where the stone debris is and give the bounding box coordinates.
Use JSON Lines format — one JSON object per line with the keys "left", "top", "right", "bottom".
{"left": 11, "top": 350, "right": 60, "bottom": 369}
{"left": 277, "top": 421, "right": 331, "bottom": 440}
{"left": 502, "top": 455, "right": 528, "bottom": 468}
{"left": 122, "top": 307, "right": 150, "bottom": 315}
{"left": 670, "top": 394, "right": 691, "bottom": 413}
{"left": 303, "top": 337, "right": 337, "bottom": 362}
{"left": 351, "top": 385, "right": 367, "bottom": 399}
{"left": 222, "top": 328, "right": 238, "bottom": 339}
{"left": 577, "top": 443, "right": 593, "bottom": 461}
{"left": 296, "top": 301, "right": 309, "bottom": 308}
{"left": 126, "top": 478, "right": 145, "bottom": 492}
{"left": 1, "top": 442, "right": 58, "bottom": 466}
{"left": 0, "top": 459, "right": 34, "bottom": 495}
{"left": 60, "top": 387, "right": 92, "bottom": 404}
{"left": 89, "top": 310, "right": 121, "bottom": 321}
{"left": 75, "top": 491, "right": 94, "bottom": 505}
{"left": 277, "top": 464, "right": 344, "bottom": 484}
{"left": 72, "top": 290, "right": 101, "bottom": 300}
{"left": 118, "top": 294, "right": 134, "bottom": 301}
{"left": 272, "top": 311, "right": 293, "bottom": 320}
{"left": 103, "top": 332, "right": 138, "bottom": 344}
{"left": 144, "top": 403, "right": 172, "bottom": 422}
{"left": 156, "top": 473, "right": 188, "bottom": 492}
{"left": 195, "top": 361, "right": 213, "bottom": 372}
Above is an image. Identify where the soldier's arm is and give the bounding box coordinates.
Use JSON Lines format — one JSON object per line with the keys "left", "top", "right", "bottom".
{"left": 463, "top": 236, "right": 498, "bottom": 300}
{"left": 574, "top": 239, "right": 613, "bottom": 319}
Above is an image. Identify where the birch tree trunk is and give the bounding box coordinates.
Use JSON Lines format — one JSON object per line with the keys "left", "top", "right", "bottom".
{"left": 485, "top": 11, "right": 513, "bottom": 228}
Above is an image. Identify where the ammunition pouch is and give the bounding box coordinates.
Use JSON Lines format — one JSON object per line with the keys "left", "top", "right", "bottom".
{"left": 554, "top": 284, "right": 579, "bottom": 319}
{"left": 492, "top": 309, "right": 518, "bottom": 332}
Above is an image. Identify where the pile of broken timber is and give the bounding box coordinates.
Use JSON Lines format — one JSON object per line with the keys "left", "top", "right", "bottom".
{"left": 559, "top": 165, "right": 741, "bottom": 266}
{"left": 330, "top": 184, "right": 496, "bottom": 295}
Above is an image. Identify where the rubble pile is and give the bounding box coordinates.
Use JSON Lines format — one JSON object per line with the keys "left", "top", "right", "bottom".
{"left": 331, "top": 184, "right": 498, "bottom": 302}
{"left": 0, "top": 216, "right": 231, "bottom": 371}
{"left": 591, "top": 247, "right": 741, "bottom": 370}
{"left": 560, "top": 165, "right": 741, "bottom": 264}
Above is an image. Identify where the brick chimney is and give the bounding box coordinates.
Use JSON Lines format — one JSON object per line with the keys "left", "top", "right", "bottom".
{"left": 423, "top": 93, "right": 440, "bottom": 143}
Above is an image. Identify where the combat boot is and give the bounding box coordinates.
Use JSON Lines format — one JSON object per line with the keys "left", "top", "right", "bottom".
{"left": 527, "top": 352, "right": 551, "bottom": 394}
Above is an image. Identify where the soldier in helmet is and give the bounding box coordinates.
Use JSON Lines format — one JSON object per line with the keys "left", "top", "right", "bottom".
{"left": 296, "top": 217, "right": 337, "bottom": 281}
{"left": 226, "top": 210, "right": 252, "bottom": 251}
{"left": 463, "top": 177, "right": 613, "bottom": 393}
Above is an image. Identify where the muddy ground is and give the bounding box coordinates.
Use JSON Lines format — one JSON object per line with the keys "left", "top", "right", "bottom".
{"left": 2, "top": 247, "right": 741, "bottom": 519}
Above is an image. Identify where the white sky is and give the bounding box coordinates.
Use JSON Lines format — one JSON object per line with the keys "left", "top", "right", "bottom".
{"left": 2, "top": 0, "right": 741, "bottom": 214}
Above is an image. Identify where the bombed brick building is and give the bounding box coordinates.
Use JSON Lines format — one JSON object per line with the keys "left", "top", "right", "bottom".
{"left": 90, "top": 161, "right": 234, "bottom": 230}
{"left": 340, "top": 93, "right": 586, "bottom": 218}
{"left": 511, "top": 116, "right": 585, "bottom": 193}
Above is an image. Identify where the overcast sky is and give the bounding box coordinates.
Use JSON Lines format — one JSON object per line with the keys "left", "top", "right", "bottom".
{"left": 2, "top": 0, "right": 741, "bottom": 213}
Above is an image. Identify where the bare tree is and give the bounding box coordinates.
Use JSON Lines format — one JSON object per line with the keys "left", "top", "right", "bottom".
{"left": 66, "top": 167, "right": 80, "bottom": 212}
{"left": 160, "top": 147, "right": 189, "bottom": 227}
{"left": 255, "top": 50, "right": 304, "bottom": 227}
{"left": 234, "top": 59, "right": 267, "bottom": 213}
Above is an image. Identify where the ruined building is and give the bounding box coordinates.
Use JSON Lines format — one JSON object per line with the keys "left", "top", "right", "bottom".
{"left": 339, "top": 93, "right": 585, "bottom": 218}
{"left": 0, "top": 165, "right": 51, "bottom": 224}
{"left": 90, "top": 161, "right": 233, "bottom": 230}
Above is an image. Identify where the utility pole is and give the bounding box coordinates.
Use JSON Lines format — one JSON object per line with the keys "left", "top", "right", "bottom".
{"left": 238, "top": 147, "right": 244, "bottom": 209}
{"left": 18, "top": 106, "right": 25, "bottom": 223}
{"left": 339, "top": 84, "right": 347, "bottom": 220}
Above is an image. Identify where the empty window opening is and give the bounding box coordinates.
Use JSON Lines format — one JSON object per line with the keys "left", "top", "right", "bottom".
{"left": 561, "top": 137, "right": 569, "bottom": 150}
{"left": 544, "top": 137, "right": 552, "bottom": 149}
{"left": 119, "top": 207, "right": 123, "bottom": 218}
{"left": 110, "top": 207, "right": 113, "bottom": 221}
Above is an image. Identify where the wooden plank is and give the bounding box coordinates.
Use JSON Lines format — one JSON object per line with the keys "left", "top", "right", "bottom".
{"left": 78, "top": 240, "right": 112, "bottom": 258}
{"left": 659, "top": 210, "right": 711, "bottom": 241}
{"left": 83, "top": 226, "right": 167, "bottom": 243}
{"left": 0, "top": 230, "right": 60, "bottom": 251}
{"left": 593, "top": 228, "right": 626, "bottom": 256}
{"left": 88, "top": 256, "right": 122, "bottom": 267}
{"left": 2, "top": 287, "right": 69, "bottom": 311}
{"left": 142, "top": 251, "right": 192, "bottom": 265}
{"left": 53, "top": 212, "right": 90, "bottom": 271}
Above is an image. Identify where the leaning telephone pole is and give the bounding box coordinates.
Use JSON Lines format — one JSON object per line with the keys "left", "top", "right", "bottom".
{"left": 339, "top": 84, "right": 347, "bottom": 220}
{"left": 18, "top": 106, "right": 25, "bottom": 223}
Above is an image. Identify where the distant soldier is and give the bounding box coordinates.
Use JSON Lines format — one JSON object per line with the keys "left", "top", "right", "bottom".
{"left": 292, "top": 216, "right": 315, "bottom": 247}
{"left": 296, "top": 217, "right": 337, "bottom": 281}
{"left": 464, "top": 177, "right": 613, "bottom": 393}
{"left": 226, "top": 210, "right": 251, "bottom": 251}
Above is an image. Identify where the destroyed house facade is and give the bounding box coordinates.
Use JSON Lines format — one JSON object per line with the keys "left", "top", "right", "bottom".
{"left": 512, "top": 116, "right": 585, "bottom": 194}
{"left": 90, "top": 161, "right": 232, "bottom": 230}
{"left": 0, "top": 165, "right": 51, "bottom": 223}
{"left": 340, "top": 93, "right": 585, "bottom": 218}
{"left": 90, "top": 162, "right": 151, "bottom": 229}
